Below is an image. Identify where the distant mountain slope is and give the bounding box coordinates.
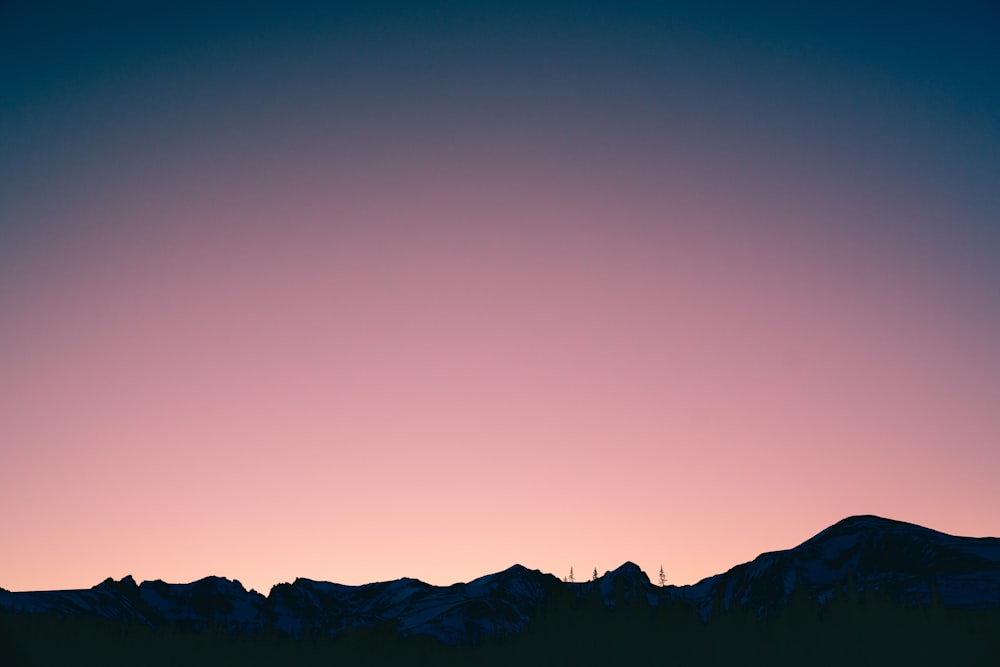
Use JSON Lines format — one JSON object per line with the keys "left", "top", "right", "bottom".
{"left": 2, "top": 515, "right": 998, "bottom": 646}
{"left": 0, "top": 565, "right": 564, "bottom": 645}
{"left": 679, "top": 515, "right": 1000, "bottom": 618}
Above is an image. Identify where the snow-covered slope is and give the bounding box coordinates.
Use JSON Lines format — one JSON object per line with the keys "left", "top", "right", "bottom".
{"left": 680, "top": 515, "right": 1000, "bottom": 618}
{"left": 1, "top": 575, "right": 268, "bottom": 633}
{"left": 265, "top": 564, "right": 558, "bottom": 644}
{"left": 2, "top": 515, "right": 997, "bottom": 644}
{"left": 0, "top": 565, "right": 560, "bottom": 646}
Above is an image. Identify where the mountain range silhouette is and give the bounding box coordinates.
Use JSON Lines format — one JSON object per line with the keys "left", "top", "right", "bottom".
{"left": 3, "top": 515, "right": 998, "bottom": 647}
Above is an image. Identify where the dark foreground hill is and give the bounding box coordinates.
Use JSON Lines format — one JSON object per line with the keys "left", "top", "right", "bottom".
{"left": 2, "top": 515, "right": 999, "bottom": 666}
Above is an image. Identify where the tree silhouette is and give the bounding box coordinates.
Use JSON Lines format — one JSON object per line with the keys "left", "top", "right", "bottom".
{"left": 592, "top": 568, "right": 598, "bottom": 582}
{"left": 659, "top": 565, "right": 666, "bottom": 588}
{"left": 568, "top": 567, "right": 575, "bottom": 583}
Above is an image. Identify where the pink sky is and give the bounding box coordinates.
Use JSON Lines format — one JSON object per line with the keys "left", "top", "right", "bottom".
{"left": 3, "top": 135, "right": 997, "bottom": 593}
{"left": 1, "top": 2, "right": 998, "bottom": 594}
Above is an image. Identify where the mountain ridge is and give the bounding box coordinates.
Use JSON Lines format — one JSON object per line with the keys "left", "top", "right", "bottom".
{"left": 3, "top": 515, "right": 998, "bottom": 646}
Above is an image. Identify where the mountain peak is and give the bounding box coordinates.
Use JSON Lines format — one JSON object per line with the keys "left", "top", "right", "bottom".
{"left": 93, "top": 575, "right": 138, "bottom": 592}
{"left": 500, "top": 563, "right": 531, "bottom": 575}
{"left": 609, "top": 561, "right": 645, "bottom": 577}
{"left": 188, "top": 575, "right": 248, "bottom": 594}
{"left": 802, "top": 515, "right": 943, "bottom": 550}
{"left": 829, "top": 514, "right": 912, "bottom": 530}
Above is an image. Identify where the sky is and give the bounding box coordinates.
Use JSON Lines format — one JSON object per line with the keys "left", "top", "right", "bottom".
{"left": 1, "top": 1, "right": 998, "bottom": 594}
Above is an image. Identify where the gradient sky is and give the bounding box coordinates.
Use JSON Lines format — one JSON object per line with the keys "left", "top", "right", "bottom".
{"left": 2, "top": 1, "right": 998, "bottom": 594}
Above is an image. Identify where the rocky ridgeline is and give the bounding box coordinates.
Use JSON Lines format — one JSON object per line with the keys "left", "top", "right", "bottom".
{"left": 3, "top": 516, "right": 998, "bottom": 645}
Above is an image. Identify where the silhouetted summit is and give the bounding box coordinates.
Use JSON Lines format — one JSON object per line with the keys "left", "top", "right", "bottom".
{"left": 608, "top": 561, "right": 645, "bottom": 578}
{"left": 681, "top": 514, "right": 1000, "bottom": 619}
{"left": 810, "top": 514, "right": 947, "bottom": 543}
